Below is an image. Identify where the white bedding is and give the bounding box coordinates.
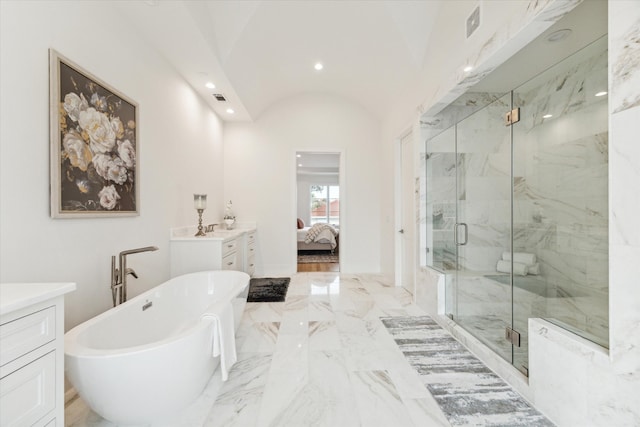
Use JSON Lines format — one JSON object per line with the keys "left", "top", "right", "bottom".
{"left": 297, "top": 227, "right": 310, "bottom": 242}
{"left": 298, "top": 227, "right": 333, "bottom": 244}
{"left": 299, "top": 223, "right": 338, "bottom": 249}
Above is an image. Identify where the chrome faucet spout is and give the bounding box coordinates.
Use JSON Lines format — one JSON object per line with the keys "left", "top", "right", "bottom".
{"left": 111, "top": 246, "right": 159, "bottom": 306}
{"left": 125, "top": 268, "right": 138, "bottom": 279}
{"left": 119, "top": 246, "right": 159, "bottom": 259}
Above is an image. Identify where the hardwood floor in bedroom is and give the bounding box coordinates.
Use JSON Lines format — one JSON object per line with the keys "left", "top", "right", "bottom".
{"left": 297, "top": 262, "right": 340, "bottom": 272}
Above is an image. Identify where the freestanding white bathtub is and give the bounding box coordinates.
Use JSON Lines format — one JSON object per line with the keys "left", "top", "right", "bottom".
{"left": 64, "top": 270, "right": 250, "bottom": 425}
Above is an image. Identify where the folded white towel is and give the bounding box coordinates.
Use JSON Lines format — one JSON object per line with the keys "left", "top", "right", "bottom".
{"left": 528, "top": 263, "right": 540, "bottom": 275}
{"left": 202, "top": 301, "right": 237, "bottom": 381}
{"left": 501, "top": 251, "right": 537, "bottom": 266}
{"left": 496, "top": 259, "right": 528, "bottom": 276}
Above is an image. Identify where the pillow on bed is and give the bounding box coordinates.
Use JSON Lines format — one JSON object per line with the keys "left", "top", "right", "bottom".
{"left": 297, "top": 218, "right": 305, "bottom": 229}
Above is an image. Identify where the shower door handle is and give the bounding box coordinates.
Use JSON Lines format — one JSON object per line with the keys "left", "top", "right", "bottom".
{"left": 455, "top": 223, "right": 468, "bottom": 246}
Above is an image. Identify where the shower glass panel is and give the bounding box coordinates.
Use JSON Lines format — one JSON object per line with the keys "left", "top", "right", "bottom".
{"left": 454, "top": 93, "right": 513, "bottom": 363}
{"left": 425, "top": 126, "right": 456, "bottom": 272}
{"left": 511, "top": 36, "right": 609, "bottom": 363}
{"left": 428, "top": 34, "right": 609, "bottom": 375}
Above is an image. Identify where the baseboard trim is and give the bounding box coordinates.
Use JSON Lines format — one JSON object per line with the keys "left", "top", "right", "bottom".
{"left": 65, "top": 386, "right": 78, "bottom": 405}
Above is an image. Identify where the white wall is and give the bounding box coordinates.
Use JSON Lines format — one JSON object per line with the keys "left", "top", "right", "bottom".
{"left": 224, "top": 93, "right": 381, "bottom": 275}
{"left": 0, "top": 1, "right": 225, "bottom": 330}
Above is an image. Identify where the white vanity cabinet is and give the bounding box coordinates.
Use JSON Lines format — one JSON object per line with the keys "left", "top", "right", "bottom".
{"left": 220, "top": 237, "right": 240, "bottom": 271}
{"left": 170, "top": 225, "right": 257, "bottom": 277}
{"left": 0, "top": 282, "right": 76, "bottom": 427}
{"left": 170, "top": 236, "right": 239, "bottom": 277}
{"left": 244, "top": 230, "right": 256, "bottom": 277}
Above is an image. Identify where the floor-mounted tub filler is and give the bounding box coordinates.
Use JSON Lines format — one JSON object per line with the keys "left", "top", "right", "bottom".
{"left": 64, "top": 270, "right": 250, "bottom": 425}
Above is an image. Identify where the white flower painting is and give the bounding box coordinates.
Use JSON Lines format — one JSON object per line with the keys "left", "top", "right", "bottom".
{"left": 50, "top": 50, "right": 138, "bottom": 217}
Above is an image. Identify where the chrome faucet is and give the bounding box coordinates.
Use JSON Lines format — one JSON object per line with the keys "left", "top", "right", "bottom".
{"left": 111, "top": 246, "right": 159, "bottom": 306}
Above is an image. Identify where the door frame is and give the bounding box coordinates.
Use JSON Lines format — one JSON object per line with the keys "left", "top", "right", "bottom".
{"left": 394, "top": 127, "right": 416, "bottom": 294}
{"left": 292, "top": 148, "right": 346, "bottom": 271}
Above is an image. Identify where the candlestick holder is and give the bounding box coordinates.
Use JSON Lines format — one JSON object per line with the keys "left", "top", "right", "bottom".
{"left": 195, "top": 208, "right": 206, "bottom": 236}
{"left": 194, "top": 194, "right": 207, "bottom": 237}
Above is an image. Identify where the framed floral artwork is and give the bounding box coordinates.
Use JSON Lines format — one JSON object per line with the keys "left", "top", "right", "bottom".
{"left": 49, "top": 49, "right": 139, "bottom": 218}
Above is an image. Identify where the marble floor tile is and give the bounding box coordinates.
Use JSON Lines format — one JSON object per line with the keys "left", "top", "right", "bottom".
{"left": 308, "top": 320, "right": 341, "bottom": 350}
{"left": 350, "top": 370, "right": 415, "bottom": 427}
{"left": 65, "top": 273, "right": 552, "bottom": 427}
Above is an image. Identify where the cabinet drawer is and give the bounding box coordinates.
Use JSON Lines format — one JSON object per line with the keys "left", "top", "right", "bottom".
{"left": 1, "top": 307, "right": 55, "bottom": 367}
{"left": 246, "top": 256, "right": 256, "bottom": 276}
{"left": 222, "top": 252, "right": 238, "bottom": 270}
{"left": 247, "top": 231, "right": 256, "bottom": 244}
{"left": 0, "top": 351, "right": 56, "bottom": 427}
{"left": 247, "top": 242, "right": 256, "bottom": 258}
{"left": 222, "top": 239, "right": 237, "bottom": 257}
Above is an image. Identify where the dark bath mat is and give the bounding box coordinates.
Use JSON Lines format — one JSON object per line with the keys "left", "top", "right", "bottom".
{"left": 247, "top": 277, "right": 290, "bottom": 302}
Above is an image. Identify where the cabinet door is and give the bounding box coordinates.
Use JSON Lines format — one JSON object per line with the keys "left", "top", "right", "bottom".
{"left": 0, "top": 351, "right": 56, "bottom": 426}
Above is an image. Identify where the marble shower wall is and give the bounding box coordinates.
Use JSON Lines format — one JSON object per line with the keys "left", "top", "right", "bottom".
{"left": 512, "top": 37, "right": 609, "bottom": 345}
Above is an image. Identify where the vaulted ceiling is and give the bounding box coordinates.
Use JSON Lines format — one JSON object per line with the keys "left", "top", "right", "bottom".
{"left": 113, "top": 0, "right": 443, "bottom": 122}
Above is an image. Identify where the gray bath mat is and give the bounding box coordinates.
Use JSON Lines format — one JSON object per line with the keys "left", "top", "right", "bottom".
{"left": 381, "top": 316, "right": 555, "bottom": 426}
{"left": 247, "top": 277, "right": 290, "bottom": 302}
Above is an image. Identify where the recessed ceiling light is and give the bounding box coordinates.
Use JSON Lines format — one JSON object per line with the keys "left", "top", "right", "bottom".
{"left": 298, "top": 163, "right": 303, "bottom": 167}
{"left": 314, "top": 62, "right": 324, "bottom": 71}
{"left": 463, "top": 65, "right": 473, "bottom": 73}
{"left": 547, "top": 29, "right": 572, "bottom": 43}
{"left": 296, "top": 154, "right": 302, "bottom": 158}
{"left": 226, "top": 108, "right": 235, "bottom": 114}
{"left": 205, "top": 82, "right": 215, "bottom": 89}
{"left": 543, "top": 114, "right": 553, "bottom": 119}
{"left": 595, "top": 91, "right": 608, "bottom": 97}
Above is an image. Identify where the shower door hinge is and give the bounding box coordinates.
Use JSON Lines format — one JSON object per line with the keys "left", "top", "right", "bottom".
{"left": 505, "top": 108, "right": 520, "bottom": 126}
{"left": 505, "top": 327, "right": 521, "bottom": 347}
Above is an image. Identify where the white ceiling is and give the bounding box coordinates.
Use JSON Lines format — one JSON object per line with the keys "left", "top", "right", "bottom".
{"left": 113, "top": 0, "right": 443, "bottom": 122}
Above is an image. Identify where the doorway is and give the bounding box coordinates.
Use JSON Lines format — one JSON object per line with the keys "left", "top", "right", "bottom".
{"left": 398, "top": 132, "right": 416, "bottom": 295}
{"left": 295, "top": 151, "right": 341, "bottom": 272}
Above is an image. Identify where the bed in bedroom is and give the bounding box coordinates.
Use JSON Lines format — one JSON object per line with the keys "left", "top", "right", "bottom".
{"left": 297, "top": 223, "right": 339, "bottom": 253}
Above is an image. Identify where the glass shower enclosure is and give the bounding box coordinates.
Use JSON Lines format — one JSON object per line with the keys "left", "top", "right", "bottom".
{"left": 425, "top": 36, "right": 609, "bottom": 374}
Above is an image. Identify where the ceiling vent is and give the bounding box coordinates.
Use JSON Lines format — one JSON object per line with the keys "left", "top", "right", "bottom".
{"left": 213, "top": 93, "right": 227, "bottom": 102}
{"left": 466, "top": 5, "right": 480, "bottom": 39}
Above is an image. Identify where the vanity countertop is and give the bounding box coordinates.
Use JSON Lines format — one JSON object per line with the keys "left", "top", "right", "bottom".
{"left": 170, "top": 224, "right": 256, "bottom": 241}
{"left": 0, "top": 282, "right": 76, "bottom": 316}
